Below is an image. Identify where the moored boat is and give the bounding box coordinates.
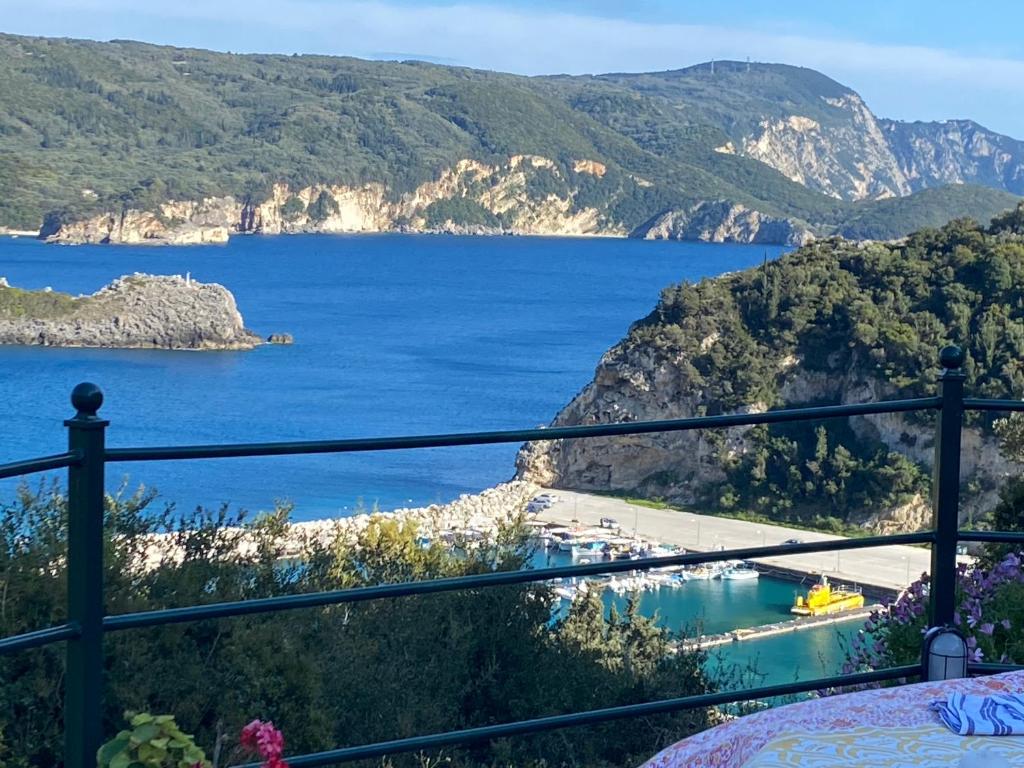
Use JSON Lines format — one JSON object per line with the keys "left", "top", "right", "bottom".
{"left": 791, "top": 575, "right": 864, "bottom": 615}
{"left": 721, "top": 563, "right": 759, "bottom": 580}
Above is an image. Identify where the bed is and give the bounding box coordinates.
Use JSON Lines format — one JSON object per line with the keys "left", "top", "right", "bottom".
{"left": 640, "top": 670, "right": 1024, "bottom": 767}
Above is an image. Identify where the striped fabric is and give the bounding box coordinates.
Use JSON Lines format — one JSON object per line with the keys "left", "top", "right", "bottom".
{"left": 932, "top": 693, "right": 1024, "bottom": 736}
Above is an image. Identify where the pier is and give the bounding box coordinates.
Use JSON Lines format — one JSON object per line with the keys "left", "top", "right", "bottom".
{"left": 534, "top": 489, "right": 954, "bottom": 593}
{"left": 680, "top": 604, "right": 882, "bottom": 650}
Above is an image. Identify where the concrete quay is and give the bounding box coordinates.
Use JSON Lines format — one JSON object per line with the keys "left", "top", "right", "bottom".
{"left": 535, "top": 489, "right": 947, "bottom": 595}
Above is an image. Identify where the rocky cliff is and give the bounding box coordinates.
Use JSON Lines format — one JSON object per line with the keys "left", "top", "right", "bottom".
{"left": 728, "top": 101, "right": 1024, "bottom": 203}
{"left": 0, "top": 274, "right": 263, "bottom": 349}
{"left": 516, "top": 214, "right": 1024, "bottom": 533}
{"left": 39, "top": 156, "right": 632, "bottom": 245}
{"left": 43, "top": 154, "right": 822, "bottom": 246}
{"left": 732, "top": 94, "right": 913, "bottom": 201}
{"left": 636, "top": 201, "right": 814, "bottom": 246}
{"left": 881, "top": 119, "right": 1024, "bottom": 195}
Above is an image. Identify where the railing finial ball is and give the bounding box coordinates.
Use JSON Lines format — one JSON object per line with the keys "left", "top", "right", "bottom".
{"left": 70, "top": 382, "right": 103, "bottom": 417}
{"left": 940, "top": 345, "right": 964, "bottom": 371}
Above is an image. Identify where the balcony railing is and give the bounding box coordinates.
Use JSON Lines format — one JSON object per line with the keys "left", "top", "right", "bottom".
{"left": 3, "top": 345, "right": 1024, "bottom": 767}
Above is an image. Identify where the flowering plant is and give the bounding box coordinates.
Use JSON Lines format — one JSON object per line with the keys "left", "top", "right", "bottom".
{"left": 844, "top": 551, "right": 1024, "bottom": 674}
{"left": 97, "top": 715, "right": 288, "bottom": 768}
{"left": 239, "top": 720, "right": 289, "bottom": 768}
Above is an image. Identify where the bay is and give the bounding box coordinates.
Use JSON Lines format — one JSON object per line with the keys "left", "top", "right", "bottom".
{"left": 0, "top": 233, "right": 780, "bottom": 517}
{"left": 0, "top": 232, "right": 851, "bottom": 687}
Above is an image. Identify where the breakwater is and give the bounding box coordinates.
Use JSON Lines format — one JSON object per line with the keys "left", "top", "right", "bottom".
{"left": 681, "top": 605, "right": 880, "bottom": 650}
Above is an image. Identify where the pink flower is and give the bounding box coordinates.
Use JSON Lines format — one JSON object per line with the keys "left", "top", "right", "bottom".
{"left": 240, "top": 720, "right": 288, "bottom": 768}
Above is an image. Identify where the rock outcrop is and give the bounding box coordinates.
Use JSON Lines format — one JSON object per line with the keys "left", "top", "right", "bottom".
{"left": 636, "top": 201, "right": 814, "bottom": 246}
{"left": 38, "top": 154, "right": 815, "bottom": 247}
{"left": 514, "top": 340, "right": 1017, "bottom": 532}
{"left": 39, "top": 155, "right": 628, "bottom": 245}
{"left": 733, "top": 98, "right": 1024, "bottom": 202}
{"left": 881, "top": 119, "right": 1024, "bottom": 195}
{"left": 0, "top": 274, "right": 263, "bottom": 350}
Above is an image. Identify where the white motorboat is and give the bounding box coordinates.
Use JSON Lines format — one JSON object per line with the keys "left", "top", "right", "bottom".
{"left": 721, "top": 564, "right": 759, "bottom": 581}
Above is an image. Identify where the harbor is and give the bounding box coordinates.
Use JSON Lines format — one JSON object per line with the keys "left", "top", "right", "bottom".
{"left": 157, "top": 481, "right": 889, "bottom": 684}
{"left": 532, "top": 489, "right": 939, "bottom": 594}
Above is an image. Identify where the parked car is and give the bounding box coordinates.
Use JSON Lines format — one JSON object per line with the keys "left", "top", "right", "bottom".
{"left": 599, "top": 517, "right": 619, "bottom": 529}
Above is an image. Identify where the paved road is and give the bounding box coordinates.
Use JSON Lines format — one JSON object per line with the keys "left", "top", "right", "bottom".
{"left": 535, "top": 490, "right": 943, "bottom": 593}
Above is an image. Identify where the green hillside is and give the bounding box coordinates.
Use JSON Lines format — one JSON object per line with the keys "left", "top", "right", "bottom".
{"left": 621, "top": 206, "right": 1024, "bottom": 526}
{"left": 0, "top": 34, "right": 1019, "bottom": 240}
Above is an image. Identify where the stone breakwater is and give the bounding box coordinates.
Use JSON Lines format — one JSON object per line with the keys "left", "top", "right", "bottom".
{"left": 141, "top": 480, "right": 541, "bottom": 567}
{"left": 0, "top": 273, "right": 265, "bottom": 350}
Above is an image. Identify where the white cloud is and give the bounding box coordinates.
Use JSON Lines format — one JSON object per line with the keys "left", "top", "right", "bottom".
{"left": 4, "top": 0, "right": 1024, "bottom": 134}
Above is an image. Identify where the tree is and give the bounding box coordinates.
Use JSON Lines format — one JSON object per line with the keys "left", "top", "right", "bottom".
{"left": 306, "top": 191, "right": 338, "bottom": 223}
{"left": 0, "top": 484, "right": 715, "bottom": 768}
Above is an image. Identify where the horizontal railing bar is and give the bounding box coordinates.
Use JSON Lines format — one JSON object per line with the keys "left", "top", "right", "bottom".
{"left": 970, "top": 662, "right": 1024, "bottom": 674}
{"left": 0, "top": 623, "right": 80, "bottom": 655}
{"left": 0, "top": 451, "right": 79, "bottom": 480}
{"left": 105, "top": 532, "right": 933, "bottom": 631}
{"left": 233, "top": 665, "right": 918, "bottom": 767}
{"left": 105, "top": 398, "right": 941, "bottom": 463}
{"left": 957, "top": 530, "right": 1024, "bottom": 543}
{"left": 964, "top": 398, "right": 1024, "bottom": 413}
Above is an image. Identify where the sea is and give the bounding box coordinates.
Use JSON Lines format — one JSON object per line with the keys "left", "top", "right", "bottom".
{"left": 0, "top": 232, "right": 854, "bottom": 684}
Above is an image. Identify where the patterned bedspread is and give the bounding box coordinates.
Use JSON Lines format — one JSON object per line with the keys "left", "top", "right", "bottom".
{"left": 639, "top": 671, "right": 1024, "bottom": 768}
{"left": 743, "top": 725, "right": 1024, "bottom": 766}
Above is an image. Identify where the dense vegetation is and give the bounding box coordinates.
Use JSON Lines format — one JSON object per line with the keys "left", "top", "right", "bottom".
{"left": 0, "top": 284, "right": 76, "bottom": 318}
{"left": 0, "top": 34, "right": 1018, "bottom": 238}
{"left": 625, "top": 206, "right": 1024, "bottom": 527}
{"left": 0, "top": 485, "right": 714, "bottom": 768}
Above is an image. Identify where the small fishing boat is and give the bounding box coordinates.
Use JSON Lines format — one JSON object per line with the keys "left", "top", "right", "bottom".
{"left": 571, "top": 541, "right": 608, "bottom": 562}
{"left": 683, "top": 566, "right": 716, "bottom": 580}
{"left": 721, "top": 563, "right": 759, "bottom": 581}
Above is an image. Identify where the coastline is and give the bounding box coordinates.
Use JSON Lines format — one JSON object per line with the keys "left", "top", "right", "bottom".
{"left": 531, "top": 489, "right": 944, "bottom": 594}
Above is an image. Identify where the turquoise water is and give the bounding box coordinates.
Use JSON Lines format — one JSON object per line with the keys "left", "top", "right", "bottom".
{"left": 0, "top": 234, "right": 780, "bottom": 517}
{"left": 541, "top": 548, "right": 853, "bottom": 685}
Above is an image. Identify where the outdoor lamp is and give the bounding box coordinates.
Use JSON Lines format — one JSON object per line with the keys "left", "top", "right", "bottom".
{"left": 922, "top": 626, "right": 968, "bottom": 681}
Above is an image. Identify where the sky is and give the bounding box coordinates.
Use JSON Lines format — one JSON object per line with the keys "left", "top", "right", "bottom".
{"left": 2, "top": 0, "right": 1023, "bottom": 137}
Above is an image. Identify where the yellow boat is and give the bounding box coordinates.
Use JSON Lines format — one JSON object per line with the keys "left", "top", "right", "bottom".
{"left": 791, "top": 575, "right": 864, "bottom": 616}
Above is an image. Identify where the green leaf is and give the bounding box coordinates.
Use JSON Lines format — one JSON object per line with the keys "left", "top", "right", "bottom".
{"left": 131, "top": 724, "right": 160, "bottom": 743}
{"left": 97, "top": 735, "right": 131, "bottom": 767}
{"left": 129, "top": 713, "right": 154, "bottom": 727}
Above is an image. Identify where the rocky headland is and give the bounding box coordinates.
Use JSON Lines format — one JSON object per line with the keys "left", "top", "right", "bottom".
{"left": 0, "top": 274, "right": 265, "bottom": 350}
{"left": 516, "top": 213, "right": 1024, "bottom": 534}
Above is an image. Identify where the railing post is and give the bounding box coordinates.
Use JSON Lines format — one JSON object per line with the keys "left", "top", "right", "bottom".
{"left": 930, "top": 346, "right": 965, "bottom": 627}
{"left": 64, "top": 383, "right": 108, "bottom": 768}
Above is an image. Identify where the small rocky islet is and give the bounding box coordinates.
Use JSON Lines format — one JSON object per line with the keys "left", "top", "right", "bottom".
{"left": 0, "top": 273, "right": 284, "bottom": 350}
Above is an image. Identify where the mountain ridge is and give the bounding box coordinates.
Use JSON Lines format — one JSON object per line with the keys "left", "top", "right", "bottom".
{"left": 0, "top": 34, "right": 1020, "bottom": 244}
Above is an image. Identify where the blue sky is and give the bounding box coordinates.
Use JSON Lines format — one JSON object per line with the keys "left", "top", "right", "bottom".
{"left": 3, "top": 0, "right": 1023, "bottom": 136}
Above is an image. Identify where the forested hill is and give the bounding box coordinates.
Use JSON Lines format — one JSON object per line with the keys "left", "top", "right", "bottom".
{"left": 517, "top": 206, "right": 1024, "bottom": 534}
{"left": 0, "top": 33, "right": 1020, "bottom": 243}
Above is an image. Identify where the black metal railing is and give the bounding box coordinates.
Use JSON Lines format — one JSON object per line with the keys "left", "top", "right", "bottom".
{"left": 2, "top": 345, "right": 1023, "bottom": 767}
